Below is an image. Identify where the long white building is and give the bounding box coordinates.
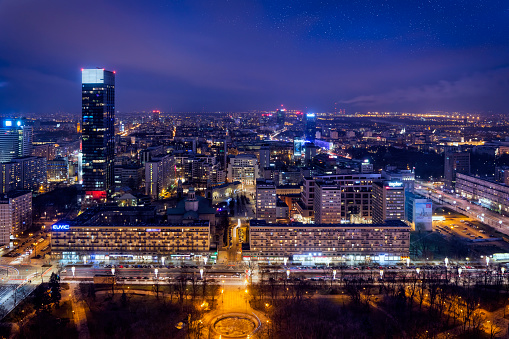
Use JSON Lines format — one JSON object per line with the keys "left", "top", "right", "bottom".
{"left": 248, "top": 219, "right": 410, "bottom": 264}
{"left": 456, "top": 173, "right": 509, "bottom": 215}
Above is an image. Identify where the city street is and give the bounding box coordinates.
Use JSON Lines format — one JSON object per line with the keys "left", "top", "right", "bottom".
{"left": 416, "top": 180, "right": 509, "bottom": 236}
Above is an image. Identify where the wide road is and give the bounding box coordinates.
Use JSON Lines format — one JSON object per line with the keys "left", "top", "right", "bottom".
{"left": 415, "top": 181, "right": 509, "bottom": 234}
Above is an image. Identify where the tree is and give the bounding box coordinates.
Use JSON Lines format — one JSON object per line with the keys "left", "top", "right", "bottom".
{"left": 49, "top": 273, "right": 61, "bottom": 306}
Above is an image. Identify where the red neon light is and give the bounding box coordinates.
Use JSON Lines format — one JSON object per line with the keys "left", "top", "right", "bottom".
{"left": 86, "top": 191, "right": 107, "bottom": 199}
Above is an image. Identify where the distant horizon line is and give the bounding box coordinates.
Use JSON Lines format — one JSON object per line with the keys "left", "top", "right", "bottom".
{"left": 0, "top": 110, "right": 500, "bottom": 117}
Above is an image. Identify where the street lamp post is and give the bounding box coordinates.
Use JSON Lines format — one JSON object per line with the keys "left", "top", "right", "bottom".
{"left": 444, "top": 257, "right": 449, "bottom": 280}
{"left": 245, "top": 288, "right": 248, "bottom": 313}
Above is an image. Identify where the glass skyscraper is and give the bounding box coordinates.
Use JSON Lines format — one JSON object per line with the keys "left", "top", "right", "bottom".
{"left": 81, "top": 68, "right": 115, "bottom": 195}
{"left": 304, "top": 113, "right": 316, "bottom": 142}
{"left": 0, "top": 118, "right": 32, "bottom": 163}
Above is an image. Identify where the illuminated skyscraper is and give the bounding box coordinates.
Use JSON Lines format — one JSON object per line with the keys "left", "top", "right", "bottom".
{"left": 276, "top": 108, "right": 286, "bottom": 126}
{"left": 0, "top": 118, "right": 32, "bottom": 163}
{"left": 304, "top": 113, "right": 316, "bottom": 142}
{"left": 81, "top": 68, "right": 115, "bottom": 195}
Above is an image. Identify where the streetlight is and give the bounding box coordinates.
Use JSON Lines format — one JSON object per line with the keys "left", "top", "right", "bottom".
{"left": 283, "top": 257, "right": 288, "bottom": 266}
{"left": 458, "top": 268, "right": 462, "bottom": 277}
{"left": 161, "top": 257, "right": 165, "bottom": 266}
{"left": 406, "top": 258, "right": 410, "bottom": 267}
{"left": 286, "top": 269, "right": 290, "bottom": 280}
{"left": 379, "top": 269, "right": 383, "bottom": 280}
{"left": 245, "top": 288, "right": 248, "bottom": 313}
{"left": 486, "top": 256, "right": 490, "bottom": 267}
{"left": 333, "top": 270, "right": 337, "bottom": 280}
{"left": 502, "top": 267, "right": 505, "bottom": 275}
{"left": 111, "top": 268, "right": 115, "bottom": 276}
{"left": 445, "top": 257, "right": 449, "bottom": 268}
{"left": 416, "top": 268, "right": 420, "bottom": 276}
{"left": 155, "top": 268, "right": 159, "bottom": 279}
{"left": 71, "top": 266, "right": 75, "bottom": 278}
{"left": 199, "top": 268, "right": 204, "bottom": 279}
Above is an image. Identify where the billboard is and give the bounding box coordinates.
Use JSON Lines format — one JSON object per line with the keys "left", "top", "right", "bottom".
{"left": 293, "top": 139, "right": 305, "bottom": 157}
{"left": 414, "top": 202, "right": 432, "bottom": 231}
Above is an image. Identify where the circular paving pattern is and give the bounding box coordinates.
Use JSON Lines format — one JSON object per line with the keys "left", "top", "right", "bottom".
{"left": 210, "top": 313, "right": 260, "bottom": 338}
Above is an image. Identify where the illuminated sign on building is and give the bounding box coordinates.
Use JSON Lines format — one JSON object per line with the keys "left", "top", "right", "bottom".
{"left": 293, "top": 139, "right": 305, "bottom": 157}
{"left": 146, "top": 229, "right": 161, "bottom": 232}
{"left": 388, "top": 182, "right": 403, "bottom": 187}
{"left": 52, "top": 224, "right": 70, "bottom": 231}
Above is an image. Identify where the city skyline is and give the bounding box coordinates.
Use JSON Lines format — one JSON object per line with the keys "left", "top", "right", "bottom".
{"left": 0, "top": 0, "right": 508, "bottom": 114}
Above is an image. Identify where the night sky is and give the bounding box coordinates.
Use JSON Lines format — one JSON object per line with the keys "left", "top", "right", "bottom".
{"left": 0, "top": 0, "right": 508, "bottom": 114}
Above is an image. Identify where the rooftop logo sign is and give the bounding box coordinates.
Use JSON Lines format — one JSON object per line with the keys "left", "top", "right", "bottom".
{"left": 52, "top": 224, "right": 70, "bottom": 231}
{"left": 388, "top": 182, "right": 403, "bottom": 187}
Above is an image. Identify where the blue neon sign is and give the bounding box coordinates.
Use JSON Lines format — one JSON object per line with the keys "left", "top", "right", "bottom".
{"left": 52, "top": 224, "right": 70, "bottom": 231}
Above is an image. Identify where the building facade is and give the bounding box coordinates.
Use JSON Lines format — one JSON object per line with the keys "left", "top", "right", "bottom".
{"left": 297, "top": 173, "right": 381, "bottom": 223}
{"left": 313, "top": 181, "right": 341, "bottom": 224}
{"left": 50, "top": 207, "right": 210, "bottom": 261}
{"left": 0, "top": 118, "right": 32, "bottom": 164}
{"left": 47, "top": 157, "right": 69, "bottom": 182}
{"left": 227, "top": 154, "right": 259, "bottom": 186}
{"left": 304, "top": 113, "right": 316, "bottom": 142}
{"left": 444, "top": 150, "right": 470, "bottom": 191}
{"left": 405, "top": 192, "right": 432, "bottom": 231}
{"left": 372, "top": 181, "right": 405, "bottom": 224}
{"left": 256, "top": 179, "right": 277, "bottom": 223}
{"left": 0, "top": 190, "right": 32, "bottom": 243}
{"left": 382, "top": 169, "right": 415, "bottom": 193}
{"left": 145, "top": 154, "right": 175, "bottom": 199}
{"left": 248, "top": 219, "right": 410, "bottom": 263}
{"left": 455, "top": 173, "right": 509, "bottom": 215}
{"left": 81, "top": 69, "right": 115, "bottom": 194}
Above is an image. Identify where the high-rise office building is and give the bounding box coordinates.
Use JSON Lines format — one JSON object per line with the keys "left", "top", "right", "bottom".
{"left": 145, "top": 154, "right": 175, "bottom": 199}
{"left": 0, "top": 157, "right": 46, "bottom": 193}
{"left": 0, "top": 190, "right": 32, "bottom": 242}
{"left": 256, "top": 179, "right": 277, "bottom": 223}
{"left": 304, "top": 113, "right": 316, "bottom": 142}
{"left": 0, "top": 118, "right": 32, "bottom": 163}
{"left": 314, "top": 181, "right": 341, "bottom": 224}
{"left": 15, "top": 156, "right": 47, "bottom": 192}
{"left": 372, "top": 181, "right": 405, "bottom": 224}
{"left": 276, "top": 108, "right": 286, "bottom": 126}
{"left": 444, "top": 150, "right": 470, "bottom": 191}
{"left": 81, "top": 68, "right": 115, "bottom": 196}
{"left": 258, "top": 147, "right": 270, "bottom": 172}
{"left": 0, "top": 162, "right": 20, "bottom": 194}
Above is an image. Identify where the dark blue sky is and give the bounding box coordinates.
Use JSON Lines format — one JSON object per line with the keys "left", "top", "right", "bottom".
{"left": 0, "top": 0, "right": 508, "bottom": 114}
